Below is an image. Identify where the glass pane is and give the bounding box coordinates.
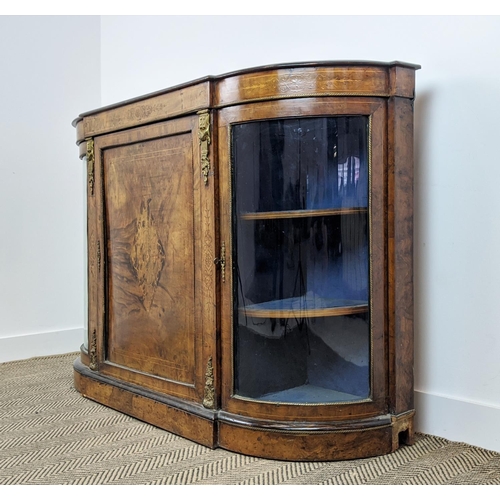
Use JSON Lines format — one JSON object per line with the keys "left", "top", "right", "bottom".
{"left": 232, "top": 116, "right": 370, "bottom": 403}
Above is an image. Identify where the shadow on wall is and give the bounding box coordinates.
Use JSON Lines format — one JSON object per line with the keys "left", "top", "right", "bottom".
{"left": 413, "top": 88, "right": 433, "bottom": 394}
{"left": 412, "top": 79, "right": 500, "bottom": 403}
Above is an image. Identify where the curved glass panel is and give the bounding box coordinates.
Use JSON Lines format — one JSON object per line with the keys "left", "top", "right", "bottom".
{"left": 232, "top": 116, "right": 370, "bottom": 404}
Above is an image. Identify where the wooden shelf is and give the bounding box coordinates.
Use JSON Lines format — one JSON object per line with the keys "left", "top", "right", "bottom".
{"left": 240, "top": 207, "right": 367, "bottom": 220}
{"left": 259, "top": 384, "right": 362, "bottom": 403}
{"left": 240, "top": 296, "right": 368, "bottom": 319}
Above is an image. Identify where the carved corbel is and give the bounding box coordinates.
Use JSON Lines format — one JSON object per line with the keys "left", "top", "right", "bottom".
{"left": 197, "top": 110, "right": 211, "bottom": 185}
{"left": 203, "top": 356, "right": 215, "bottom": 409}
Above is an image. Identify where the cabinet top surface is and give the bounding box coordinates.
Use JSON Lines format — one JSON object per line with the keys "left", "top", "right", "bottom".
{"left": 73, "top": 60, "right": 420, "bottom": 125}
{"left": 73, "top": 60, "right": 420, "bottom": 148}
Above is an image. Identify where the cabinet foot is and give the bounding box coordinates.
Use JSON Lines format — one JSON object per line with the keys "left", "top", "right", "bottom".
{"left": 391, "top": 410, "right": 415, "bottom": 451}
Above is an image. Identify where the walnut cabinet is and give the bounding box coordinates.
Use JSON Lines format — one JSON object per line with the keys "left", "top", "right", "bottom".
{"left": 73, "top": 61, "right": 420, "bottom": 461}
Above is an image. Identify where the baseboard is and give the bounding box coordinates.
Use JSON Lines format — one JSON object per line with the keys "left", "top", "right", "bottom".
{"left": 0, "top": 328, "right": 82, "bottom": 363}
{"left": 415, "top": 389, "right": 500, "bottom": 454}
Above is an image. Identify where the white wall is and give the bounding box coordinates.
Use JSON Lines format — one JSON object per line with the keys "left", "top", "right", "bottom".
{"left": 100, "top": 15, "right": 500, "bottom": 452}
{"left": 0, "top": 16, "right": 101, "bottom": 361}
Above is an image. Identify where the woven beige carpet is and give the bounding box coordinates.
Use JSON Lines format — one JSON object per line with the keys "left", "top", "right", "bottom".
{"left": 1, "top": 353, "right": 499, "bottom": 485}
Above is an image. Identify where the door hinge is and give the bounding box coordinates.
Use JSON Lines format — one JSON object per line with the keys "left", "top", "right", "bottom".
{"left": 97, "top": 239, "right": 101, "bottom": 273}
{"left": 87, "top": 139, "right": 95, "bottom": 196}
{"left": 213, "top": 241, "right": 226, "bottom": 283}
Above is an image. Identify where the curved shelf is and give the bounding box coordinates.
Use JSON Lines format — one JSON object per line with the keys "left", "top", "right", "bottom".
{"left": 240, "top": 296, "right": 368, "bottom": 319}
{"left": 240, "top": 207, "right": 367, "bottom": 220}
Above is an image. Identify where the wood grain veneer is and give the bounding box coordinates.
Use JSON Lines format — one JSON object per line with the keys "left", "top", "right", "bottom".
{"left": 73, "top": 61, "right": 419, "bottom": 461}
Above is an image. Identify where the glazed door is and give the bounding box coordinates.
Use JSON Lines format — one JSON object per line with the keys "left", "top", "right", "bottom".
{"left": 219, "top": 98, "right": 387, "bottom": 420}
{"left": 88, "top": 114, "right": 217, "bottom": 404}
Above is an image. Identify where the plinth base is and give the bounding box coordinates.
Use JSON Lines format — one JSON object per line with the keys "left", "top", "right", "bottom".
{"left": 74, "top": 356, "right": 414, "bottom": 461}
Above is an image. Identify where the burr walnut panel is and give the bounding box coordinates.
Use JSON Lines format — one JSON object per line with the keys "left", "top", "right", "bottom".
{"left": 104, "top": 134, "right": 197, "bottom": 384}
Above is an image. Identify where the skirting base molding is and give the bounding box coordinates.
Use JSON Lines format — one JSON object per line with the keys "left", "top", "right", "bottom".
{"left": 415, "top": 389, "right": 500, "bottom": 454}
{"left": 0, "top": 328, "right": 82, "bottom": 363}
{"left": 2, "top": 339, "right": 499, "bottom": 456}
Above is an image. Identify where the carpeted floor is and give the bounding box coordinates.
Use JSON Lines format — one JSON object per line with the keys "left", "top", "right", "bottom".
{"left": 1, "top": 353, "right": 499, "bottom": 485}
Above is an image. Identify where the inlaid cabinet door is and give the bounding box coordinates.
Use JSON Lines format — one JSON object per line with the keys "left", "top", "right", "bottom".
{"left": 89, "top": 114, "right": 217, "bottom": 404}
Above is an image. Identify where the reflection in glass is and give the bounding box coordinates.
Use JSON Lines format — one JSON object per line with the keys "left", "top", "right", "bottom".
{"left": 232, "top": 116, "right": 370, "bottom": 403}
